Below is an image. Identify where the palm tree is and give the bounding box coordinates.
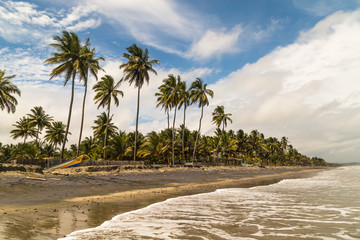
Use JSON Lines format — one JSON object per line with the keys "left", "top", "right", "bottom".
{"left": 157, "top": 74, "right": 181, "bottom": 165}
{"left": 77, "top": 45, "right": 105, "bottom": 156}
{"left": 138, "top": 131, "right": 162, "bottom": 162}
{"left": 44, "top": 121, "right": 68, "bottom": 151}
{"left": 189, "top": 78, "right": 214, "bottom": 163}
{"left": 0, "top": 69, "right": 21, "bottom": 113}
{"left": 10, "top": 117, "right": 37, "bottom": 143}
{"left": 155, "top": 86, "right": 171, "bottom": 129}
{"left": 92, "top": 112, "right": 118, "bottom": 147}
{"left": 211, "top": 105, "right": 232, "bottom": 132}
{"left": 108, "top": 131, "right": 129, "bottom": 160}
{"left": 44, "top": 30, "right": 87, "bottom": 161}
{"left": 211, "top": 105, "right": 232, "bottom": 155}
{"left": 178, "top": 80, "right": 190, "bottom": 161}
{"left": 27, "top": 106, "right": 53, "bottom": 144}
{"left": 93, "top": 75, "right": 123, "bottom": 160}
{"left": 119, "top": 44, "right": 159, "bottom": 163}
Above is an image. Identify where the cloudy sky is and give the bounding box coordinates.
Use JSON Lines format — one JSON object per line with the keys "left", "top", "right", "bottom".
{"left": 1, "top": 0, "right": 360, "bottom": 163}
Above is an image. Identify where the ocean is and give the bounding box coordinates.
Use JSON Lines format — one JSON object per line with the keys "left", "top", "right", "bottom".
{"left": 60, "top": 166, "right": 360, "bottom": 240}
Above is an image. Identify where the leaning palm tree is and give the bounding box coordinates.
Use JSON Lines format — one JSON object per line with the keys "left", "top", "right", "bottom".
{"left": 10, "top": 117, "right": 37, "bottom": 144}
{"left": 189, "top": 78, "right": 214, "bottom": 163}
{"left": 77, "top": 45, "right": 105, "bottom": 156}
{"left": 178, "top": 80, "right": 190, "bottom": 160}
{"left": 161, "top": 74, "right": 181, "bottom": 165}
{"left": 93, "top": 75, "right": 123, "bottom": 160}
{"left": 44, "top": 121, "right": 68, "bottom": 152}
{"left": 119, "top": 44, "right": 159, "bottom": 163}
{"left": 44, "top": 30, "right": 87, "bottom": 161}
{"left": 0, "top": 69, "right": 21, "bottom": 113}
{"left": 27, "top": 106, "right": 53, "bottom": 144}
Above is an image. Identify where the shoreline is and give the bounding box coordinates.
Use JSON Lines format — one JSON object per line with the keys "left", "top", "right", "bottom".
{"left": 0, "top": 166, "right": 330, "bottom": 240}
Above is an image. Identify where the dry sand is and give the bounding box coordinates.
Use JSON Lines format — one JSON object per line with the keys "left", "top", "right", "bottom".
{"left": 0, "top": 165, "right": 329, "bottom": 240}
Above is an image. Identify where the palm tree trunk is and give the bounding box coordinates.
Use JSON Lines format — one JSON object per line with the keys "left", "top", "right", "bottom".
{"left": 133, "top": 87, "right": 141, "bottom": 163}
{"left": 167, "top": 110, "right": 170, "bottom": 129}
{"left": 172, "top": 104, "right": 177, "bottom": 165}
{"left": 182, "top": 105, "right": 186, "bottom": 161}
{"left": 192, "top": 105, "right": 203, "bottom": 164}
{"left": 60, "top": 72, "right": 76, "bottom": 162}
{"left": 36, "top": 126, "right": 40, "bottom": 145}
{"left": 215, "top": 121, "right": 225, "bottom": 156}
{"left": 77, "top": 79, "right": 87, "bottom": 157}
{"left": 104, "top": 103, "right": 110, "bottom": 160}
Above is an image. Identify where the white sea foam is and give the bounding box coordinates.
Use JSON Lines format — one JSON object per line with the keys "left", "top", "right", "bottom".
{"left": 61, "top": 166, "right": 360, "bottom": 240}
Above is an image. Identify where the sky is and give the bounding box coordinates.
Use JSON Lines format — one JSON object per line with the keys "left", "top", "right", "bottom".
{"left": 1, "top": 0, "right": 360, "bottom": 163}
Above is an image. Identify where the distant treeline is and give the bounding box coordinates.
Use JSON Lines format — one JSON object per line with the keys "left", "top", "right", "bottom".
{"left": 0, "top": 126, "right": 328, "bottom": 167}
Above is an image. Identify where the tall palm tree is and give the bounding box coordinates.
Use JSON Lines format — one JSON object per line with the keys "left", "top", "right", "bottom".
{"left": 77, "top": 45, "right": 105, "bottom": 156}
{"left": 10, "top": 117, "right": 37, "bottom": 144}
{"left": 178, "top": 80, "right": 190, "bottom": 160}
{"left": 93, "top": 75, "right": 123, "bottom": 160}
{"left": 0, "top": 69, "right": 21, "bottom": 113}
{"left": 44, "top": 30, "right": 87, "bottom": 161}
{"left": 27, "top": 106, "right": 53, "bottom": 144}
{"left": 119, "top": 44, "right": 159, "bottom": 163}
{"left": 44, "top": 121, "right": 68, "bottom": 151}
{"left": 189, "top": 78, "right": 214, "bottom": 163}
{"left": 162, "top": 74, "right": 181, "bottom": 165}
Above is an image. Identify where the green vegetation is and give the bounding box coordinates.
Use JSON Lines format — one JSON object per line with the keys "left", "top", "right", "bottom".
{"left": 0, "top": 69, "right": 21, "bottom": 114}
{"left": 0, "top": 31, "right": 328, "bottom": 167}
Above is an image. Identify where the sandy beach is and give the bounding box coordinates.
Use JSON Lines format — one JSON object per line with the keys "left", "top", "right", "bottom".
{"left": 0, "top": 165, "right": 329, "bottom": 240}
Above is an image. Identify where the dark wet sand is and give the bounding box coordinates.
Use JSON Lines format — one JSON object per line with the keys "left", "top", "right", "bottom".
{"left": 0, "top": 166, "right": 329, "bottom": 240}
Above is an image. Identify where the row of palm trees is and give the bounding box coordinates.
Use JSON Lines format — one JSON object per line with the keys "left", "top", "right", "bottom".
{"left": 0, "top": 30, "right": 328, "bottom": 166}
{"left": 155, "top": 75, "right": 214, "bottom": 165}
{"left": 44, "top": 31, "right": 159, "bottom": 163}
{"left": 0, "top": 115, "right": 327, "bottom": 167}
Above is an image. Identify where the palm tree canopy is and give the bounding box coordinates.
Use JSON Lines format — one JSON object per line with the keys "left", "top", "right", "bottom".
{"left": 27, "top": 106, "right": 53, "bottom": 132}
{"left": 155, "top": 87, "right": 171, "bottom": 111}
{"left": 156, "top": 74, "right": 182, "bottom": 110}
{"left": 44, "top": 121, "right": 68, "bottom": 147}
{"left": 119, "top": 44, "right": 159, "bottom": 88}
{"left": 92, "top": 112, "right": 118, "bottom": 138}
{"left": 0, "top": 69, "right": 21, "bottom": 113}
{"left": 212, "top": 105, "right": 232, "bottom": 128}
{"left": 93, "top": 75, "right": 124, "bottom": 109}
{"left": 44, "top": 30, "right": 88, "bottom": 85}
{"left": 163, "top": 74, "right": 182, "bottom": 108}
{"left": 189, "top": 78, "right": 214, "bottom": 108}
{"left": 178, "top": 80, "right": 190, "bottom": 110}
{"left": 10, "top": 117, "right": 37, "bottom": 141}
{"left": 78, "top": 45, "right": 105, "bottom": 84}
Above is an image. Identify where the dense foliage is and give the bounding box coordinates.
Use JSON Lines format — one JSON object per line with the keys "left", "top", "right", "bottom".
{"left": 0, "top": 121, "right": 327, "bottom": 166}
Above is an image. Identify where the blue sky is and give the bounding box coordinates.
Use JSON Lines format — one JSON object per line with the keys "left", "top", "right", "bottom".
{"left": 1, "top": 0, "right": 360, "bottom": 163}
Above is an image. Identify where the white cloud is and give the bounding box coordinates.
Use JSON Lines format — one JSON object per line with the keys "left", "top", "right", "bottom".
{"left": 0, "top": 1, "right": 100, "bottom": 44}
{"left": 83, "top": 0, "right": 202, "bottom": 54}
{"left": 293, "top": 0, "right": 360, "bottom": 16}
{"left": 205, "top": 9, "right": 360, "bottom": 163}
{"left": 66, "top": 18, "right": 101, "bottom": 32}
{"left": 187, "top": 25, "right": 243, "bottom": 61}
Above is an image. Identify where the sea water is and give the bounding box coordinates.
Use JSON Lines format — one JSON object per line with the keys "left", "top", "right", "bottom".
{"left": 61, "top": 166, "right": 360, "bottom": 240}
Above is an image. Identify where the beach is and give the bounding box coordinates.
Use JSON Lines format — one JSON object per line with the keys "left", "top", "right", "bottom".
{"left": 0, "top": 165, "right": 329, "bottom": 240}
